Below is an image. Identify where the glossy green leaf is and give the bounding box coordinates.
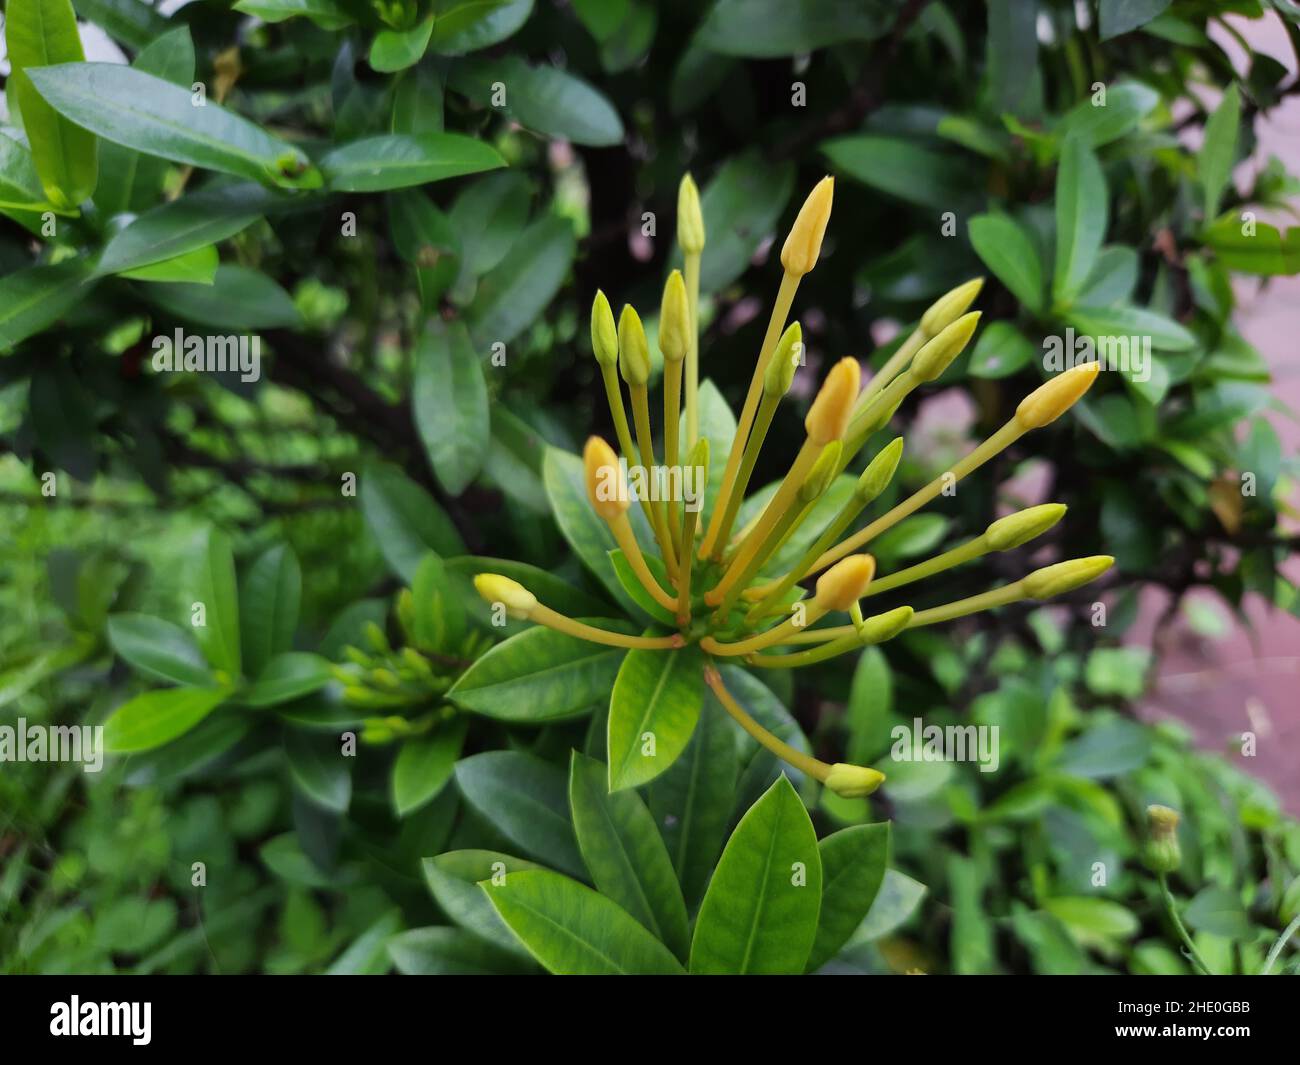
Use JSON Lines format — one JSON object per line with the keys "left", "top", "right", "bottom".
{"left": 483, "top": 868, "right": 684, "bottom": 974}
{"left": 232, "top": 0, "right": 352, "bottom": 29}
{"left": 1098, "top": 0, "right": 1171, "bottom": 40}
{"left": 239, "top": 544, "right": 302, "bottom": 679}
{"left": 694, "top": 150, "right": 795, "bottom": 292}
{"left": 95, "top": 195, "right": 260, "bottom": 278}
{"left": 422, "top": 849, "right": 542, "bottom": 958}
{"left": 1076, "top": 245, "right": 1139, "bottom": 306}
{"left": 608, "top": 549, "right": 675, "bottom": 625}
{"left": 467, "top": 214, "right": 576, "bottom": 347}
{"left": 450, "top": 57, "right": 623, "bottom": 146}
{"left": 241, "top": 653, "right": 333, "bottom": 708}
{"left": 1056, "top": 81, "right": 1159, "bottom": 149}
{"left": 442, "top": 554, "right": 611, "bottom": 635}
{"left": 392, "top": 719, "right": 467, "bottom": 816}
{"left": 481, "top": 405, "right": 550, "bottom": 513}
{"left": 72, "top": 0, "right": 170, "bottom": 49}
{"left": 430, "top": 0, "right": 532, "bottom": 55}
{"left": 448, "top": 623, "right": 631, "bottom": 722}
{"left": 689, "top": 775, "right": 821, "bottom": 974}
{"left": 824, "top": 135, "right": 969, "bottom": 210}
{"left": 454, "top": 751, "right": 585, "bottom": 877}
{"left": 360, "top": 461, "right": 466, "bottom": 582}
{"left": 1065, "top": 304, "right": 1195, "bottom": 350}
{"left": 845, "top": 645, "right": 894, "bottom": 765}
{"left": 387, "top": 926, "right": 531, "bottom": 974}
{"left": 607, "top": 645, "right": 705, "bottom": 791}
{"left": 5, "top": 0, "right": 99, "bottom": 209}
{"left": 1183, "top": 886, "right": 1252, "bottom": 940}
{"left": 646, "top": 696, "right": 738, "bottom": 908}
{"left": 1057, "top": 717, "right": 1151, "bottom": 777}
{"left": 698, "top": 0, "right": 889, "bottom": 57}
{"left": 1043, "top": 896, "right": 1140, "bottom": 943}
{"left": 448, "top": 170, "right": 531, "bottom": 277}
{"left": 569, "top": 752, "right": 690, "bottom": 959}
{"left": 0, "top": 261, "right": 94, "bottom": 352}
{"left": 191, "top": 527, "right": 241, "bottom": 676}
{"left": 319, "top": 133, "right": 503, "bottom": 192}
{"left": 107, "top": 613, "right": 214, "bottom": 688}
{"left": 370, "top": 17, "right": 434, "bottom": 73}
{"left": 27, "top": 64, "right": 319, "bottom": 189}
{"left": 119, "top": 245, "right": 218, "bottom": 285}
{"left": 103, "top": 686, "right": 230, "bottom": 753}
{"left": 144, "top": 264, "right": 301, "bottom": 330}
{"left": 967, "top": 320, "right": 1036, "bottom": 379}
{"left": 120, "top": 713, "right": 251, "bottom": 788}
{"left": 1053, "top": 137, "right": 1108, "bottom": 307}
{"left": 325, "top": 909, "right": 403, "bottom": 975}
{"left": 968, "top": 213, "right": 1043, "bottom": 313}
{"left": 806, "top": 822, "right": 890, "bottom": 971}
{"left": 0, "top": 133, "right": 49, "bottom": 210}
{"left": 413, "top": 320, "right": 489, "bottom": 495}
{"left": 1203, "top": 215, "right": 1300, "bottom": 276}
{"left": 285, "top": 728, "right": 352, "bottom": 812}
{"left": 848, "top": 868, "right": 928, "bottom": 942}
{"left": 410, "top": 552, "right": 467, "bottom": 652}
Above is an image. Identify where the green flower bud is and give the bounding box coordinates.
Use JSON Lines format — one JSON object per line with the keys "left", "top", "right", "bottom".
{"left": 617, "top": 304, "right": 650, "bottom": 386}
{"left": 911, "top": 312, "right": 981, "bottom": 382}
{"left": 763, "top": 321, "right": 802, "bottom": 397}
{"left": 825, "top": 762, "right": 886, "bottom": 798}
{"left": 985, "top": 503, "right": 1067, "bottom": 551}
{"left": 1023, "top": 555, "right": 1114, "bottom": 599}
{"left": 799, "top": 442, "right": 841, "bottom": 503}
{"left": 919, "top": 277, "right": 984, "bottom": 339}
{"left": 856, "top": 605, "right": 914, "bottom": 644}
{"left": 365, "top": 621, "right": 390, "bottom": 655}
{"left": 677, "top": 173, "right": 705, "bottom": 255}
{"left": 1142, "top": 804, "right": 1182, "bottom": 874}
{"left": 659, "top": 270, "right": 690, "bottom": 363}
{"left": 591, "top": 290, "right": 618, "bottom": 368}
{"left": 855, "top": 437, "right": 904, "bottom": 504}
{"left": 396, "top": 587, "right": 415, "bottom": 639}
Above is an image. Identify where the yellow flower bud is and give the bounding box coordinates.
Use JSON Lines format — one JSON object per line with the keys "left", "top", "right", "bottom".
{"left": 677, "top": 173, "right": 705, "bottom": 254}
{"left": 814, "top": 554, "right": 876, "bottom": 612}
{"left": 780, "top": 175, "right": 834, "bottom": 276}
{"left": 659, "top": 269, "right": 690, "bottom": 363}
{"left": 617, "top": 304, "right": 650, "bottom": 386}
{"left": 825, "top": 762, "right": 886, "bottom": 798}
{"left": 911, "top": 311, "right": 981, "bottom": 382}
{"left": 856, "top": 436, "right": 904, "bottom": 504}
{"left": 799, "top": 442, "right": 841, "bottom": 503}
{"left": 583, "top": 435, "right": 629, "bottom": 522}
{"left": 590, "top": 290, "right": 618, "bottom": 368}
{"left": 984, "top": 503, "right": 1067, "bottom": 551}
{"left": 805, "top": 356, "right": 860, "bottom": 444}
{"left": 1023, "top": 555, "right": 1113, "bottom": 599}
{"left": 472, "top": 573, "right": 537, "bottom": 619}
{"left": 857, "top": 605, "right": 913, "bottom": 645}
{"left": 919, "top": 277, "right": 984, "bottom": 338}
{"left": 1015, "top": 361, "right": 1100, "bottom": 429}
{"left": 763, "top": 321, "right": 803, "bottom": 397}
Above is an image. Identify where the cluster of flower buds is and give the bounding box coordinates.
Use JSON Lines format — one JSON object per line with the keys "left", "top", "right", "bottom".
{"left": 472, "top": 174, "right": 1112, "bottom": 796}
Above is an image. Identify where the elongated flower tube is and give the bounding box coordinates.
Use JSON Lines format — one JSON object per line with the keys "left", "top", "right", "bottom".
{"left": 661, "top": 270, "right": 691, "bottom": 553}
{"left": 678, "top": 173, "right": 705, "bottom": 450}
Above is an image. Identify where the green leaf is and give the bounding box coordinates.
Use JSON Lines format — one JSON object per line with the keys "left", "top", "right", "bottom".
{"left": 848, "top": 868, "right": 927, "bottom": 942}
{"left": 1200, "top": 84, "right": 1241, "bottom": 217}
{"left": 387, "top": 926, "right": 531, "bottom": 975}
{"left": 285, "top": 728, "right": 352, "bottom": 812}
{"left": 5, "top": 0, "right": 99, "bottom": 209}
{"left": 104, "top": 686, "right": 229, "bottom": 753}
{"left": 239, "top": 544, "right": 302, "bottom": 680}
{"left": 1203, "top": 214, "right": 1300, "bottom": 276}
{"left": 967, "top": 320, "right": 1036, "bottom": 379}
{"left": 430, "top": 0, "right": 533, "bottom": 55}
{"left": 467, "top": 214, "right": 576, "bottom": 347}
{"left": 986, "top": 0, "right": 1040, "bottom": 118}
{"left": 0, "top": 132, "right": 49, "bottom": 210}
{"left": 27, "top": 64, "right": 319, "bottom": 189}
{"left": 454, "top": 751, "right": 585, "bottom": 877}
{"left": 422, "top": 849, "right": 542, "bottom": 958}
{"left": 689, "top": 379, "right": 739, "bottom": 518}
{"left": 569, "top": 752, "right": 690, "bottom": 960}
{"left": 95, "top": 194, "right": 261, "bottom": 278}
{"left": 319, "top": 133, "right": 502, "bottom": 192}
{"left": 442, "top": 554, "right": 611, "bottom": 634}
{"left": 968, "top": 213, "right": 1043, "bottom": 313}
{"left": 698, "top": 0, "right": 890, "bottom": 57}
{"left": 1056, "top": 81, "right": 1159, "bottom": 149}
{"left": 72, "top": 0, "right": 170, "bottom": 50}
{"left": 1099, "top": 0, "right": 1172, "bottom": 41}
{"left": 689, "top": 775, "right": 821, "bottom": 974}
{"left": 448, "top": 623, "right": 630, "bottom": 722}
{"left": 392, "top": 719, "right": 467, "bottom": 817}
{"left": 1183, "top": 886, "right": 1252, "bottom": 940}
{"left": 450, "top": 57, "right": 624, "bottom": 146}
{"left": 448, "top": 170, "right": 532, "bottom": 276}
{"left": 1065, "top": 304, "right": 1195, "bottom": 351}
{"left": 191, "top": 527, "right": 241, "bottom": 676}
{"left": 1043, "top": 896, "right": 1140, "bottom": 943}
{"left": 607, "top": 645, "right": 705, "bottom": 791}
{"left": 120, "top": 245, "right": 218, "bottom": 285}
{"left": 107, "top": 613, "right": 214, "bottom": 688}
{"left": 232, "top": 0, "right": 353, "bottom": 30}
{"left": 413, "top": 320, "right": 490, "bottom": 495}
{"left": 241, "top": 653, "right": 333, "bottom": 708}
{"left": 0, "top": 261, "right": 93, "bottom": 352}
{"left": 482, "top": 405, "right": 550, "bottom": 514}
{"left": 410, "top": 552, "right": 467, "bottom": 652}
{"left": 1057, "top": 717, "right": 1151, "bottom": 777}
{"left": 845, "top": 645, "right": 893, "bottom": 765}
{"left": 608, "top": 548, "right": 675, "bottom": 625}
{"left": 120, "top": 713, "right": 251, "bottom": 788}
{"left": 1053, "top": 137, "right": 1108, "bottom": 307}
{"left": 144, "top": 264, "right": 301, "bottom": 330}
{"left": 1076, "top": 245, "right": 1139, "bottom": 306}
{"left": 370, "top": 17, "right": 434, "bottom": 73}
{"left": 693, "top": 150, "right": 794, "bottom": 292}
{"left": 806, "top": 823, "right": 890, "bottom": 971}
{"left": 483, "top": 868, "right": 685, "bottom": 974}
{"left": 360, "top": 461, "right": 466, "bottom": 582}
{"left": 647, "top": 697, "right": 738, "bottom": 908}
{"left": 326, "top": 909, "right": 403, "bottom": 975}
{"left": 823, "top": 135, "right": 970, "bottom": 210}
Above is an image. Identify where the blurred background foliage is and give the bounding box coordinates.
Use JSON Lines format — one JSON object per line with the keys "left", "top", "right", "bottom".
{"left": 2, "top": 0, "right": 1299, "bottom": 973}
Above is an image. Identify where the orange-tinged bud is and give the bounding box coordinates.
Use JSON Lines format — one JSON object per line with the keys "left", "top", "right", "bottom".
{"left": 780, "top": 176, "right": 833, "bottom": 276}
{"left": 805, "top": 357, "right": 860, "bottom": 444}
{"left": 1016, "top": 362, "right": 1100, "bottom": 429}
{"left": 583, "top": 436, "right": 629, "bottom": 522}
{"left": 814, "top": 554, "right": 875, "bottom": 612}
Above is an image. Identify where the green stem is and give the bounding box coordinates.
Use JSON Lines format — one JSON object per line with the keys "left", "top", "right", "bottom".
{"left": 1158, "top": 873, "right": 1212, "bottom": 976}
{"left": 904, "top": 581, "right": 1026, "bottom": 628}
{"left": 684, "top": 251, "right": 701, "bottom": 451}
{"left": 863, "top": 536, "right": 988, "bottom": 597}
{"left": 1262, "top": 913, "right": 1300, "bottom": 975}
{"left": 709, "top": 391, "right": 780, "bottom": 561}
